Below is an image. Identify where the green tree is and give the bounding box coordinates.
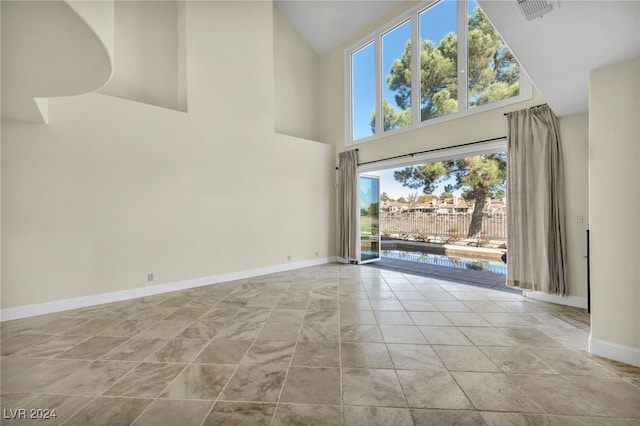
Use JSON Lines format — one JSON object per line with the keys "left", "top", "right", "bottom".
{"left": 380, "top": 192, "right": 392, "bottom": 202}
{"left": 394, "top": 153, "right": 507, "bottom": 238}
{"left": 384, "top": 6, "right": 513, "bottom": 238}
{"left": 374, "top": 5, "right": 519, "bottom": 129}
{"left": 371, "top": 100, "right": 412, "bottom": 133}
{"left": 468, "top": 9, "right": 519, "bottom": 107}
{"left": 418, "top": 194, "right": 437, "bottom": 204}
{"left": 394, "top": 162, "right": 448, "bottom": 194}
{"left": 396, "top": 196, "right": 407, "bottom": 204}
{"left": 440, "top": 191, "right": 454, "bottom": 200}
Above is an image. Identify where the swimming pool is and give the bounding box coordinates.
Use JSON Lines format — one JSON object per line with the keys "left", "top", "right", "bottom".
{"left": 382, "top": 249, "right": 507, "bottom": 275}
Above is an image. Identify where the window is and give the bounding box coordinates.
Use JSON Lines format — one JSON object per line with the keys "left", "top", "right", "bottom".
{"left": 419, "top": 0, "right": 458, "bottom": 120}
{"left": 382, "top": 20, "right": 412, "bottom": 132}
{"left": 351, "top": 42, "right": 376, "bottom": 140}
{"left": 346, "top": 0, "right": 530, "bottom": 145}
{"left": 466, "top": 0, "right": 520, "bottom": 109}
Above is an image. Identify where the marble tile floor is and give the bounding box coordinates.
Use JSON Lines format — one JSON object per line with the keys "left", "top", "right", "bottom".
{"left": 1, "top": 263, "right": 639, "bottom": 425}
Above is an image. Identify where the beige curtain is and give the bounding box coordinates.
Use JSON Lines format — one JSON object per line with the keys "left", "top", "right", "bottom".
{"left": 338, "top": 150, "right": 359, "bottom": 263}
{"left": 506, "top": 105, "right": 568, "bottom": 295}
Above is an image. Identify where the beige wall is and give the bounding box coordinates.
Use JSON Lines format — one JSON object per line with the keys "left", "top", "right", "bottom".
{"left": 589, "top": 57, "right": 640, "bottom": 359}
{"left": 1, "top": 1, "right": 334, "bottom": 310}
{"left": 1, "top": 1, "right": 113, "bottom": 123}
{"left": 558, "top": 113, "right": 590, "bottom": 298}
{"left": 318, "top": 1, "right": 589, "bottom": 299}
{"left": 99, "top": 1, "right": 186, "bottom": 111}
{"left": 273, "top": 7, "right": 321, "bottom": 141}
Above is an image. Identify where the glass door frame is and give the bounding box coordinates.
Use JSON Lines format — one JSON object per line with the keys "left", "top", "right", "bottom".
{"left": 359, "top": 173, "right": 381, "bottom": 264}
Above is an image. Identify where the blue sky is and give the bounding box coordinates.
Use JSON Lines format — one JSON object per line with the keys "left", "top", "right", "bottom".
{"left": 376, "top": 167, "right": 459, "bottom": 201}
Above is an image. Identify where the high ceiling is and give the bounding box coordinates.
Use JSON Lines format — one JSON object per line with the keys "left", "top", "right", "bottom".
{"left": 477, "top": 0, "right": 640, "bottom": 116}
{"left": 275, "top": 0, "right": 640, "bottom": 117}
{"left": 275, "top": 1, "right": 403, "bottom": 55}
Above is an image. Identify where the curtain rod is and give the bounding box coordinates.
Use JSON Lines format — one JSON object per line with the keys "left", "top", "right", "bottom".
{"left": 503, "top": 103, "right": 548, "bottom": 116}
{"left": 337, "top": 136, "right": 506, "bottom": 170}
{"left": 335, "top": 104, "right": 548, "bottom": 170}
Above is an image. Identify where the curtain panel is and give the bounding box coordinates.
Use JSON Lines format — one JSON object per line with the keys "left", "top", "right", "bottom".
{"left": 338, "top": 150, "right": 359, "bottom": 263}
{"left": 506, "top": 105, "right": 568, "bottom": 295}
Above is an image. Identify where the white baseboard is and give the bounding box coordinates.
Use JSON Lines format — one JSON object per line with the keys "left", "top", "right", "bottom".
{"left": 589, "top": 335, "right": 640, "bottom": 367}
{"left": 523, "top": 290, "right": 588, "bottom": 309}
{"left": 0, "top": 257, "right": 337, "bottom": 322}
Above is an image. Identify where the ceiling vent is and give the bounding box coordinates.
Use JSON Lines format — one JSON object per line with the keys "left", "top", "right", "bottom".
{"left": 517, "top": 0, "right": 553, "bottom": 21}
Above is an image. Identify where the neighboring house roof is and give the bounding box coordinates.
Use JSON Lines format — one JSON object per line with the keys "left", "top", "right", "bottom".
{"left": 384, "top": 197, "right": 506, "bottom": 213}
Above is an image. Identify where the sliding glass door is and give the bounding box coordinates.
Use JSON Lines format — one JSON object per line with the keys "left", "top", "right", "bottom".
{"left": 360, "top": 174, "right": 380, "bottom": 263}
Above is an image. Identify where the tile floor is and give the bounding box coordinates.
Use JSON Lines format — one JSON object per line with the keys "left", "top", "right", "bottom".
{"left": 1, "top": 264, "right": 639, "bottom": 425}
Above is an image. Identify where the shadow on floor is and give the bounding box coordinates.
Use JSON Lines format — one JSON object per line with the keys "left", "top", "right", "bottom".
{"left": 367, "top": 256, "right": 520, "bottom": 294}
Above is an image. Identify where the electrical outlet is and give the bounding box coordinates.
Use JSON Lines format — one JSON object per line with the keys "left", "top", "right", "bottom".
{"left": 576, "top": 214, "right": 583, "bottom": 224}
{"left": 147, "top": 273, "right": 154, "bottom": 282}
{"left": 287, "top": 255, "right": 291, "bottom": 261}
{"left": 315, "top": 251, "right": 319, "bottom": 257}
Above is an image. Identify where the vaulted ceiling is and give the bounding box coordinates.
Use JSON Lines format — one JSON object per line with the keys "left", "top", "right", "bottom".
{"left": 275, "top": 1, "right": 404, "bottom": 55}
{"left": 275, "top": 0, "right": 640, "bottom": 117}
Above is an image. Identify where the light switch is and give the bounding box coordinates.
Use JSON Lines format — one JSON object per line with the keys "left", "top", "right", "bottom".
{"left": 576, "top": 214, "right": 583, "bottom": 223}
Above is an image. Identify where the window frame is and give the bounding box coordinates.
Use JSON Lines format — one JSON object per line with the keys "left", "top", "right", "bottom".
{"left": 344, "top": 0, "right": 532, "bottom": 147}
